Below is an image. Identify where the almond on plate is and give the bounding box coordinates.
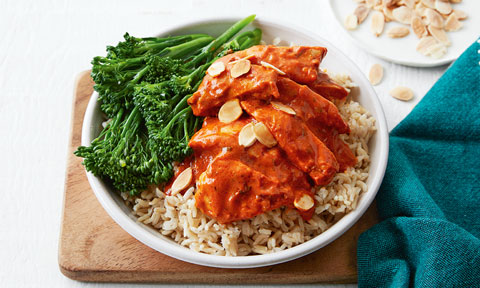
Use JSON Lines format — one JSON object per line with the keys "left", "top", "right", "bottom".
{"left": 387, "top": 26, "right": 410, "bottom": 38}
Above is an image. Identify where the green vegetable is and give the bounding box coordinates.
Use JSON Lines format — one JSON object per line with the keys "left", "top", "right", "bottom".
{"left": 75, "top": 15, "right": 261, "bottom": 195}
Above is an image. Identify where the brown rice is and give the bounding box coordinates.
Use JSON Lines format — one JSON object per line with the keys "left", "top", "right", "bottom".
{"left": 121, "top": 71, "right": 376, "bottom": 256}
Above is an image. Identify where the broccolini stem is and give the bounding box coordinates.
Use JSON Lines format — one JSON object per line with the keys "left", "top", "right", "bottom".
{"left": 160, "top": 36, "right": 214, "bottom": 59}
{"left": 187, "top": 15, "right": 256, "bottom": 68}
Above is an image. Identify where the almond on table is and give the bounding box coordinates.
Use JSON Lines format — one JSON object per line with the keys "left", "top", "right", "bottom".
{"left": 390, "top": 86, "right": 414, "bottom": 101}
{"left": 368, "top": 64, "right": 384, "bottom": 86}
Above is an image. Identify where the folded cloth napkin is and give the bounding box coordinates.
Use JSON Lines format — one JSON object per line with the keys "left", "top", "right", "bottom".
{"left": 357, "top": 39, "right": 480, "bottom": 288}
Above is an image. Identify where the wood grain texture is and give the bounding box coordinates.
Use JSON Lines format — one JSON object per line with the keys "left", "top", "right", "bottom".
{"left": 58, "top": 71, "right": 380, "bottom": 284}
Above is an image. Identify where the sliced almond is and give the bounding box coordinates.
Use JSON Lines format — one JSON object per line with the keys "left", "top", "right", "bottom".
{"left": 171, "top": 167, "right": 192, "bottom": 195}
{"left": 253, "top": 122, "right": 277, "bottom": 148}
{"left": 400, "top": 0, "right": 415, "bottom": 9}
{"left": 368, "top": 64, "right": 384, "bottom": 85}
{"left": 390, "top": 86, "right": 414, "bottom": 101}
{"left": 435, "top": 0, "right": 452, "bottom": 15}
{"left": 411, "top": 16, "right": 427, "bottom": 38}
{"left": 450, "top": 0, "right": 462, "bottom": 3}
{"left": 371, "top": 11, "right": 385, "bottom": 36}
{"left": 218, "top": 99, "right": 243, "bottom": 124}
{"left": 416, "top": 36, "right": 438, "bottom": 55}
{"left": 415, "top": 3, "right": 426, "bottom": 16}
{"left": 384, "top": 0, "right": 400, "bottom": 7}
{"left": 366, "top": 0, "right": 377, "bottom": 8}
{"left": 387, "top": 26, "right": 410, "bottom": 38}
{"left": 271, "top": 101, "right": 296, "bottom": 115}
{"left": 383, "top": 6, "right": 395, "bottom": 22}
{"left": 238, "top": 123, "right": 256, "bottom": 147}
{"left": 260, "top": 61, "right": 286, "bottom": 75}
{"left": 229, "top": 54, "right": 255, "bottom": 65}
{"left": 426, "top": 43, "right": 447, "bottom": 59}
{"left": 354, "top": 4, "right": 371, "bottom": 24}
{"left": 427, "top": 25, "right": 450, "bottom": 46}
{"left": 421, "top": 0, "right": 435, "bottom": 9}
{"left": 392, "top": 6, "right": 414, "bottom": 24}
{"left": 445, "top": 13, "right": 463, "bottom": 32}
{"left": 453, "top": 10, "right": 467, "bottom": 20}
{"left": 207, "top": 61, "right": 225, "bottom": 77}
{"left": 294, "top": 194, "right": 314, "bottom": 211}
{"left": 344, "top": 14, "right": 359, "bottom": 30}
{"left": 424, "top": 8, "right": 444, "bottom": 28}
{"left": 230, "top": 59, "right": 251, "bottom": 78}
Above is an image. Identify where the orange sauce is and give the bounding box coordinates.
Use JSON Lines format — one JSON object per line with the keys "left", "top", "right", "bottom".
{"left": 182, "top": 45, "right": 356, "bottom": 224}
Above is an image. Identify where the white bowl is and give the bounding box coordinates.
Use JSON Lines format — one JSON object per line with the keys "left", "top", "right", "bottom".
{"left": 81, "top": 17, "right": 389, "bottom": 268}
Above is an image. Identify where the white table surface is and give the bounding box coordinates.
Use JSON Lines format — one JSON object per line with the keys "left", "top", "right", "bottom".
{"left": 0, "top": 0, "right": 456, "bottom": 287}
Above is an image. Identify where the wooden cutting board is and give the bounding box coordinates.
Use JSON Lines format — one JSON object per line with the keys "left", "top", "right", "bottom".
{"left": 58, "top": 70, "right": 379, "bottom": 284}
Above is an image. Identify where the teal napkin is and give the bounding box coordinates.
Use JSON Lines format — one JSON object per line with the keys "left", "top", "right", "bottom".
{"left": 357, "top": 40, "right": 480, "bottom": 287}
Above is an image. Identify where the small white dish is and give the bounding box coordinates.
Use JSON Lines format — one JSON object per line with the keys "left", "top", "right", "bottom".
{"left": 328, "top": 0, "right": 479, "bottom": 67}
{"left": 81, "top": 17, "right": 389, "bottom": 268}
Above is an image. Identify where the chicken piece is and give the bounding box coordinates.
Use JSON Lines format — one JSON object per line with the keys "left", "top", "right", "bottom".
{"left": 195, "top": 157, "right": 312, "bottom": 224}
{"left": 189, "top": 45, "right": 348, "bottom": 116}
{"left": 189, "top": 117, "right": 249, "bottom": 179}
{"left": 188, "top": 64, "right": 279, "bottom": 116}
{"left": 276, "top": 77, "right": 350, "bottom": 134}
{"left": 275, "top": 78, "right": 356, "bottom": 170}
{"left": 228, "top": 45, "right": 326, "bottom": 84}
{"left": 190, "top": 117, "right": 314, "bottom": 224}
{"left": 308, "top": 71, "right": 349, "bottom": 101}
{"left": 222, "top": 45, "right": 347, "bottom": 100}
{"left": 241, "top": 100, "right": 339, "bottom": 186}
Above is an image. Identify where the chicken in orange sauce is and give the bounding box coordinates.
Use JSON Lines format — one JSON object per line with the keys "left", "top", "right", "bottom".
{"left": 182, "top": 45, "right": 356, "bottom": 224}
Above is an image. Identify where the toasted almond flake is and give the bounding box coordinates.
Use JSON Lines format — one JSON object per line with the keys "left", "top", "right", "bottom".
{"left": 384, "top": 0, "right": 400, "bottom": 7}
{"left": 373, "top": 4, "right": 383, "bottom": 12}
{"left": 445, "top": 13, "right": 463, "bottom": 32}
{"left": 450, "top": 0, "right": 462, "bottom": 3}
{"left": 421, "top": 0, "right": 435, "bottom": 9}
{"left": 368, "top": 64, "right": 384, "bottom": 85}
{"left": 424, "top": 8, "right": 444, "bottom": 28}
{"left": 366, "top": 0, "right": 377, "bottom": 8}
{"left": 344, "top": 14, "right": 359, "bottom": 30}
{"left": 416, "top": 36, "right": 438, "bottom": 55}
{"left": 229, "top": 54, "right": 255, "bottom": 65}
{"left": 411, "top": 16, "right": 427, "bottom": 38}
{"left": 171, "top": 168, "right": 192, "bottom": 195}
{"left": 260, "top": 61, "right": 286, "bottom": 75}
{"left": 387, "top": 26, "right": 410, "bottom": 38}
{"left": 435, "top": 0, "right": 452, "bottom": 15}
{"left": 238, "top": 123, "right": 256, "bottom": 147}
{"left": 271, "top": 101, "right": 296, "bottom": 115}
{"left": 354, "top": 4, "right": 370, "bottom": 24}
{"left": 371, "top": 11, "right": 385, "bottom": 36}
{"left": 207, "top": 61, "right": 225, "bottom": 77}
{"left": 294, "top": 194, "right": 314, "bottom": 211}
{"left": 253, "top": 122, "right": 277, "bottom": 148}
{"left": 453, "top": 10, "right": 467, "bottom": 20}
{"left": 392, "top": 6, "right": 414, "bottom": 24}
{"left": 427, "top": 25, "right": 450, "bottom": 46}
{"left": 415, "top": 3, "right": 426, "bottom": 16}
{"left": 426, "top": 43, "right": 447, "bottom": 59}
{"left": 218, "top": 99, "right": 243, "bottom": 124}
{"left": 383, "top": 6, "right": 395, "bottom": 22}
{"left": 401, "top": 0, "right": 415, "bottom": 9}
{"left": 230, "top": 59, "right": 251, "bottom": 78}
{"left": 390, "top": 86, "right": 414, "bottom": 101}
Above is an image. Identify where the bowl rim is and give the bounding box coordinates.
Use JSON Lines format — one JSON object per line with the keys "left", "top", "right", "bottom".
{"left": 81, "top": 16, "right": 389, "bottom": 268}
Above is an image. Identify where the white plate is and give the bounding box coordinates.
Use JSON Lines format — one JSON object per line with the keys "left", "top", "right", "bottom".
{"left": 81, "top": 17, "right": 389, "bottom": 268}
{"left": 328, "top": 0, "right": 479, "bottom": 67}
